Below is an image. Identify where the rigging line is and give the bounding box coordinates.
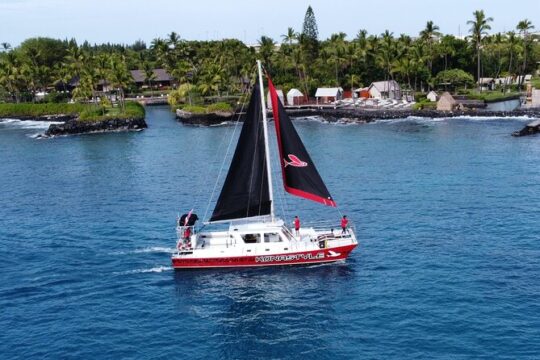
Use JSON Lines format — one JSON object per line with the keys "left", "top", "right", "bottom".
{"left": 190, "top": 108, "right": 235, "bottom": 212}
{"left": 203, "top": 73, "right": 256, "bottom": 221}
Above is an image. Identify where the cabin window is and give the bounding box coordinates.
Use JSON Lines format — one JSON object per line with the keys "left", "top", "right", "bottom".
{"left": 242, "top": 234, "right": 260, "bottom": 244}
{"left": 264, "top": 233, "right": 281, "bottom": 243}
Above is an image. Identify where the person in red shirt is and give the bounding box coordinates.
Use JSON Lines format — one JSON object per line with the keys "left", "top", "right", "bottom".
{"left": 294, "top": 215, "right": 300, "bottom": 236}
{"left": 341, "top": 215, "right": 349, "bottom": 234}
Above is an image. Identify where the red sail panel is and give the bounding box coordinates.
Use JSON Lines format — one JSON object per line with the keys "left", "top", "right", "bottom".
{"left": 268, "top": 77, "right": 336, "bottom": 207}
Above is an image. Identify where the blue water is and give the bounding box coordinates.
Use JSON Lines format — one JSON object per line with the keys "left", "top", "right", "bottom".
{"left": 1, "top": 109, "right": 539, "bottom": 359}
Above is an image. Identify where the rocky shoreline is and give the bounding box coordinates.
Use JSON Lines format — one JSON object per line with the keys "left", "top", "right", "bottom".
{"left": 176, "top": 107, "right": 540, "bottom": 125}
{"left": 44, "top": 117, "right": 147, "bottom": 137}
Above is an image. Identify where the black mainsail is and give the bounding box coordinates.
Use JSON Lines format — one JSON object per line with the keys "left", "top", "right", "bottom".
{"left": 268, "top": 77, "right": 336, "bottom": 207}
{"left": 210, "top": 83, "right": 271, "bottom": 222}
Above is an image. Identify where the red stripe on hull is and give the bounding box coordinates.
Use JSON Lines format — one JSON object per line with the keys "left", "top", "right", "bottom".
{"left": 172, "top": 244, "right": 357, "bottom": 269}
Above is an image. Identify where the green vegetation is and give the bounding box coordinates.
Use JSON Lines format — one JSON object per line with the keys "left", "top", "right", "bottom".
{"left": 207, "top": 102, "right": 233, "bottom": 113}
{"left": 0, "top": 8, "right": 538, "bottom": 110}
{"left": 0, "top": 103, "right": 86, "bottom": 117}
{"left": 412, "top": 99, "right": 437, "bottom": 110}
{"left": 0, "top": 101, "right": 144, "bottom": 121}
{"left": 530, "top": 76, "right": 540, "bottom": 89}
{"left": 179, "top": 102, "right": 233, "bottom": 114}
{"left": 434, "top": 69, "right": 475, "bottom": 89}
{"left": 181, "top": 105, "right": 207, "bottom": 114}
{"left": 79, "top": 102, "right": 144, "bottom": 122}
{"left": 460, "top": 90, "right": 521, "bottom": 102}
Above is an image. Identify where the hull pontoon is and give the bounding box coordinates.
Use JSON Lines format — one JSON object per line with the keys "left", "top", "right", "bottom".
{"left": 172, "top": 221, "right": 357, "bottom": 269}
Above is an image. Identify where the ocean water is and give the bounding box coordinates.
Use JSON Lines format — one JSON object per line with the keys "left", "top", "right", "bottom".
{"left": 1, "top": 108, "right": 539, "bottom": 359}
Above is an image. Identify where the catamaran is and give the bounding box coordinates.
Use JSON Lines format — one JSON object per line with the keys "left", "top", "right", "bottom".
{"left": 171, "top": 61, "right": 358, "bottom": 269}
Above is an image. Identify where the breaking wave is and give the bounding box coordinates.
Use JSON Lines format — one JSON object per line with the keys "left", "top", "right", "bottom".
{"left": 114, "top": 266, "right": 172, "bottom": 275}
{"left": 0, "top": 118, "right": 63, "bottom": 129}
{"left": 110, "top": 246, "right": 175, "bottom": 255}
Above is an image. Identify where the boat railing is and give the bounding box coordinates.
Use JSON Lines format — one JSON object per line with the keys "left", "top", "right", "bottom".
{"left": 175, "top": 225, "right": 197, "bottom": 252}
{"left": 297, "top": 219, "right": 357, "bottom": 236}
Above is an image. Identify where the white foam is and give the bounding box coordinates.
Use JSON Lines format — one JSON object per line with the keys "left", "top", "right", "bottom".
{"left": 209, "top": 121, "right": 232, "bottom": 127}
{"left": 0, "top": 118, "right": 63, "bottom": 129}
{"left": 110, "top": 246, "right": 175, "bottom": 255}
{"left": 449, "top": 115, "right": 533, "bottom": 121}
{"left": 133, "top": 246, "right": 175, "bottom": 254}
{"left": 114, "top": 266, "right": 172, "bottom": 275}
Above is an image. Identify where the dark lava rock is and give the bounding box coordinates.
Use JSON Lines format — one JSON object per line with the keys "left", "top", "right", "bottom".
{"left": 176, "top": 109, "right": 236, "bottom": 126}
{"left": 45, "top": 117, "right": 147, "bottom": 137}
{"left": 176, "top": 107, "right": 540, "bottom": 126}
{"left": 512, "top": 119, "right": 540, "bottom": 137}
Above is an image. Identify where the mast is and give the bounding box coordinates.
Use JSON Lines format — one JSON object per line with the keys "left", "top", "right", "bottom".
{"left": 257, "top": 60, "right": 275, "bottom": 222}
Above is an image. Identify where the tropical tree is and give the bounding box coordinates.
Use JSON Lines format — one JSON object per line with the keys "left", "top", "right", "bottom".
{"left": 0, "top": 53, "right": 23, "bottom": 102}
{"left": 516, "top": 19, "right": 535, "bottom": 86}
{"left": 467, "top": 10, "right": 493, "bottom": 88}
{"left": 143, "top": 62, "right": 156, "bottom": 96}
{"left": 420, "top": 21, "right": 441, "bottom": 76}
{"left": 257, "top": 36, "right": 275, "bottom": 70}
{"left": 506, "top": 31, "right": 518, "bottom": 75}
{"left": 281, "top": 27, "right": 297, "bottom": 46}
{"left": 300, "top": 5, "right": 319, "bottom": 71}
{"left": 377, "top": 30, "right": 396, "bottom": 82}
{"left": 109, "top": 57, "right": 131, "bottom": 111}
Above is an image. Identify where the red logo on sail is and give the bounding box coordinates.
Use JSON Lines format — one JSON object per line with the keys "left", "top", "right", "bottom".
{"left": 284, "top": 154, "right": 308, "bottom": 168}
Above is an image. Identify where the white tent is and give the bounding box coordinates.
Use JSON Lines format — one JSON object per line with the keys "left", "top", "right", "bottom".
{"left": 287, "top": 88, "right": 304, "bottom": 106}
{"left": 267, "top": 89, "right": 284, "bottom": 109}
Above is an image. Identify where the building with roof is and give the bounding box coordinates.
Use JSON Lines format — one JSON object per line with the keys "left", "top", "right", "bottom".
{"left": 315, "top": 87, "right": 343, "bottom": 104}
{"left": 427, "top": 90, "right": 438, "bottom": 102}
{"left": 130, "top": 69, "right": 174, "bottom": 88}
{"left": 368, "top": 80, "right": 401, "bottom": 99}
{"left": 437, "top": 92, "right": 457, "bottom": 111}
{"left": 437, "top": 92, "right": 486, "bottom": 111}
{"left": 287, "top": 88, "right": 304, "bottom": 106}
{"left": 267, "top": 89, "right": 284, "bottom": 109}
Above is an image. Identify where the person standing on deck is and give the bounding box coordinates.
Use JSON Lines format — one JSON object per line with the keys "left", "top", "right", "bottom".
{"left": 341, "top": 215, "right": 349, "bottom": 234}
{"left": 294, "top": 216, "right": 301, "bottom": 236}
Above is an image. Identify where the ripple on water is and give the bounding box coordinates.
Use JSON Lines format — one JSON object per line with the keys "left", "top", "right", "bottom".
{"left": 0, "top": 108, "right": 539, "bottom": 359}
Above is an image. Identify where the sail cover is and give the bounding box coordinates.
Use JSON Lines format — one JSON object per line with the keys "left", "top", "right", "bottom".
{"left": 210, "top": 84, "right": 271, "bottom": 222}
{"left": 268, "top": 77, "right": 336, "bottom": 207}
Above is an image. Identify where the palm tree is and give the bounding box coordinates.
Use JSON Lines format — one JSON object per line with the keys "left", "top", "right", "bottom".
{"left": 167, "top": 31, "right": 181, "bottom": 49}
{"left": 109, "top": 57, "right": 131, "bottom": 111}
{"left": 143, "top": 62, "right": 156, "bottom": 96}
{"left": 327, "top": 33, "right": 347, "bottom": 85}
{"left": 257, "top": 36, "right": 275, "bottom": 70}
{"left": 65, "top": 46, "right": 85, "bottom": 80}
{"left": 438, "top": 35, "right": 456, "bottom": 70}
{"left": 378, "top": 30, "right": 395, "bottom": 83}
{"left": 516, "top": 19, "right": 535, "bottom": 87}
{"left": 198, "top": 63, "right": 225, "bottom": 97}
{"left": 506, "top": 31, "right": 518, "bottom": 75}
{"left": 0, "top": 53, "right": 23, "bottom": 102}
{"left": 419, "top": 21, "right": 441, "bottom": 76}
{"left": 72, "top": 74, "right": 93, "bottom": 102}
{"left": 150, "top": 38, "right": 169, "bottom": 68}
{"left": 281, "top": 27, "right": 297, "bottom": 45}
{"left": 1, "top": 42, "right": 11, "bottom": 52}
{"left": 467, "top": 10, "right": 493, "bottom": 89}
